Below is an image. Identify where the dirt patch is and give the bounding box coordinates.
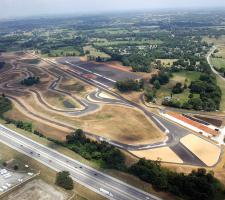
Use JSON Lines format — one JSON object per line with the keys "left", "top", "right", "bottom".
{"left": 7, "top": 179, "right": 68, "bottom": 200}
{"left": 81, "top": 105, "right": 165, "bottom": 145}
{"left": 4, "top": 105, "right": 70, "bottom": 141}
{"left": 105, "top": 61, "right": 132, "bottom": 72}
{"left": 180, "top": 134, "right": 221, "bottom": 166}
{"left": 130, "top": 147, "right": 183, "bottom": 164}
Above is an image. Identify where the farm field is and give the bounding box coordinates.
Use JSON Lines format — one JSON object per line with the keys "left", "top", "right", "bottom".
{"left": 93, "top": 39, "right": 162, "bottom": 47}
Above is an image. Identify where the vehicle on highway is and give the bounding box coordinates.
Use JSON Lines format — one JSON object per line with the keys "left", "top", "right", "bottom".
{"left": 99, "top": 188, "right": 113, "bottom": 197}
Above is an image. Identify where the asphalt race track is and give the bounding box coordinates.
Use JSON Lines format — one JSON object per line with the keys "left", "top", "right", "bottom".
{"left": 23, "top": 53, "right": 207, "bottom": 166}
{"left": 7, "top": 52, "right": 208, "bottom": 166}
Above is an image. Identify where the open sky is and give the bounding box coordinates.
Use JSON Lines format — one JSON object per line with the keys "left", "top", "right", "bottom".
{"left": 0, "top": 0, "right": 225, "bottom": 19}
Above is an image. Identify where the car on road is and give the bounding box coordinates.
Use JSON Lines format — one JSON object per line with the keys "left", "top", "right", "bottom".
{"left": 99, "top": 188, "right": 113, "bottom": 197}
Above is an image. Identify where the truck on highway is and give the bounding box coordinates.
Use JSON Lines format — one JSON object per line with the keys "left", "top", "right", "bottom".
{"left": 99, "top": 188, "right": 113, "bottom": 197}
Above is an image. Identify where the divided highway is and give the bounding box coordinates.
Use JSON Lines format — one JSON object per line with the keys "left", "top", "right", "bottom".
{"left": 0, "top": 124, "right": 161, "bottom": 200}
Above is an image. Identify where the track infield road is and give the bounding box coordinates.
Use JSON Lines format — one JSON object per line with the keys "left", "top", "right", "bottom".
{"left": 0, "top": 124, "right": 161, "bottom": 200}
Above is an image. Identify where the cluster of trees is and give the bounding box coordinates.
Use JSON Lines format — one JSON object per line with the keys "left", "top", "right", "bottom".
{"left": 55, "top": 171, "right": 74, "bottom": 190}
{"left": 172, "top": 58, "right": 211, "bottom": 74}
{"left": 144, "top": 88, "right": 156, "bottom": 102}
{"left": 115, "top": 79, "right": 144, "bottom": 92}
{"left": 33, "top": 130, "right": 45, "bottom": 138}
{"left": 66, "top": 129, "right": 125, "bottom": 169}
{"left": 162, "top": 98, "right": 182, "bottom": 108}
{"left": 187, "top": 74, "right": 221, "bottom": 111}
{"left": 121, "top": 54, "right": 152, "bottom": 73}
{"left": 0, "top": 61, "right": 5, "bottom": 69}
{"left": 4, "top": 118, "right": 32, "bottom": 132}
{"left": 162, "top": 74, "right": 221, "bottom": 111}
{"left": 0, "top": 95, "right": 12, "bottom": 116}
{"left": 216, "top": 67, "right": 225, "bottom": 77}
{"left": 150, "top": 71, "right": 170, "bottom": 89}
{"left": 129, "top": 159, "right": 224, "bottom": 200}
{"left": 21, "top": 76, "right": 40, "bottom": 86}
{"left": 172, "top": 82, "right": 185, "bottom": 94}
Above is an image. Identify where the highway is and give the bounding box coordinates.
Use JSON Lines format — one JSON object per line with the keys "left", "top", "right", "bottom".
{"left": 0, "top": 124, "right": 161, "bottom": 200}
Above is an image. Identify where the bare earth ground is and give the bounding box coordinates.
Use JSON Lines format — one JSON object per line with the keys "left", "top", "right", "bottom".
{"left": 0, "top": 52, "right": 165, "bottom": 145}
{"left": 130, "top": 147, "right": 183, "bottom": 164}
{"left": 4, "top": 105, "right": 70, "bottom": 141}
{"left": 7, "top": 179, "right": 68, "bottom": 200}
{"left": 180, "top": 134, "right": 221, "bottom": 167}
{"left": 81, "top": 105, "right": 165, "bottom": 145}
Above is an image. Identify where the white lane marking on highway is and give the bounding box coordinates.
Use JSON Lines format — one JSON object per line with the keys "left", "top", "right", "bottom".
{"left": 65, "top": 61, "right": 116, "bottom": 83}
{"left": 0, "top": 116, "right": 153, "bottom": 199}
{"left": 152, "top": 116, "right": 170, "bottom": 134}
{"left": 0, "top": 132, "right": 138, "bottom": 200}
{"left": 0, "top": 125, "right": 161, "bottom": 200}
{"left": 0, "top": 134, "right": 117, "bottom": 200}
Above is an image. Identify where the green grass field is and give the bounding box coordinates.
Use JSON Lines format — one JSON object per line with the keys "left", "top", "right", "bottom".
{"left": 211, "top": 58, "right": 225, "bottom": 70}
{"left": 156, "top": 71, "right": 202, "bottom": 104}
{"left": 83, "top": 46, "right": 111, "bottom": 58}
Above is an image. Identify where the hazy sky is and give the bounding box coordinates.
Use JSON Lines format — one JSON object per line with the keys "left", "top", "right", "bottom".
{"left": 0, "top": 0, "right": 225, "bottom": 19}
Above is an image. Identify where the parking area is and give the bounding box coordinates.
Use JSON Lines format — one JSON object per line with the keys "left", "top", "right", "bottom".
{"left": 57, "top": 57, "right": 141, "bottom": 88}
{"left": 0, "top": 167, "right": 36, "bottom": 195}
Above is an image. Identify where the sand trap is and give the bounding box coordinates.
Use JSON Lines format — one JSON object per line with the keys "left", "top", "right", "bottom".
{"left": 180, "top": 134, "right": 221, "bottom": 166}
{"left": 130, "top": 147, "right": 183, "bottom": 164}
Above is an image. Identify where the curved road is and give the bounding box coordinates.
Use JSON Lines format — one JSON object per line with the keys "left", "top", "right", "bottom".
{"left": 207, "top": 46, "right": 225, "bottom": 81}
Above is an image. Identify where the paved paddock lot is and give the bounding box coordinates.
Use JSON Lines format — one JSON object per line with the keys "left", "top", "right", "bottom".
{"left": 0, "top": 167, "right": 34, "bottom": 195}
{"left": 58, "top": 57, "right": 141, "bottom": 88}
